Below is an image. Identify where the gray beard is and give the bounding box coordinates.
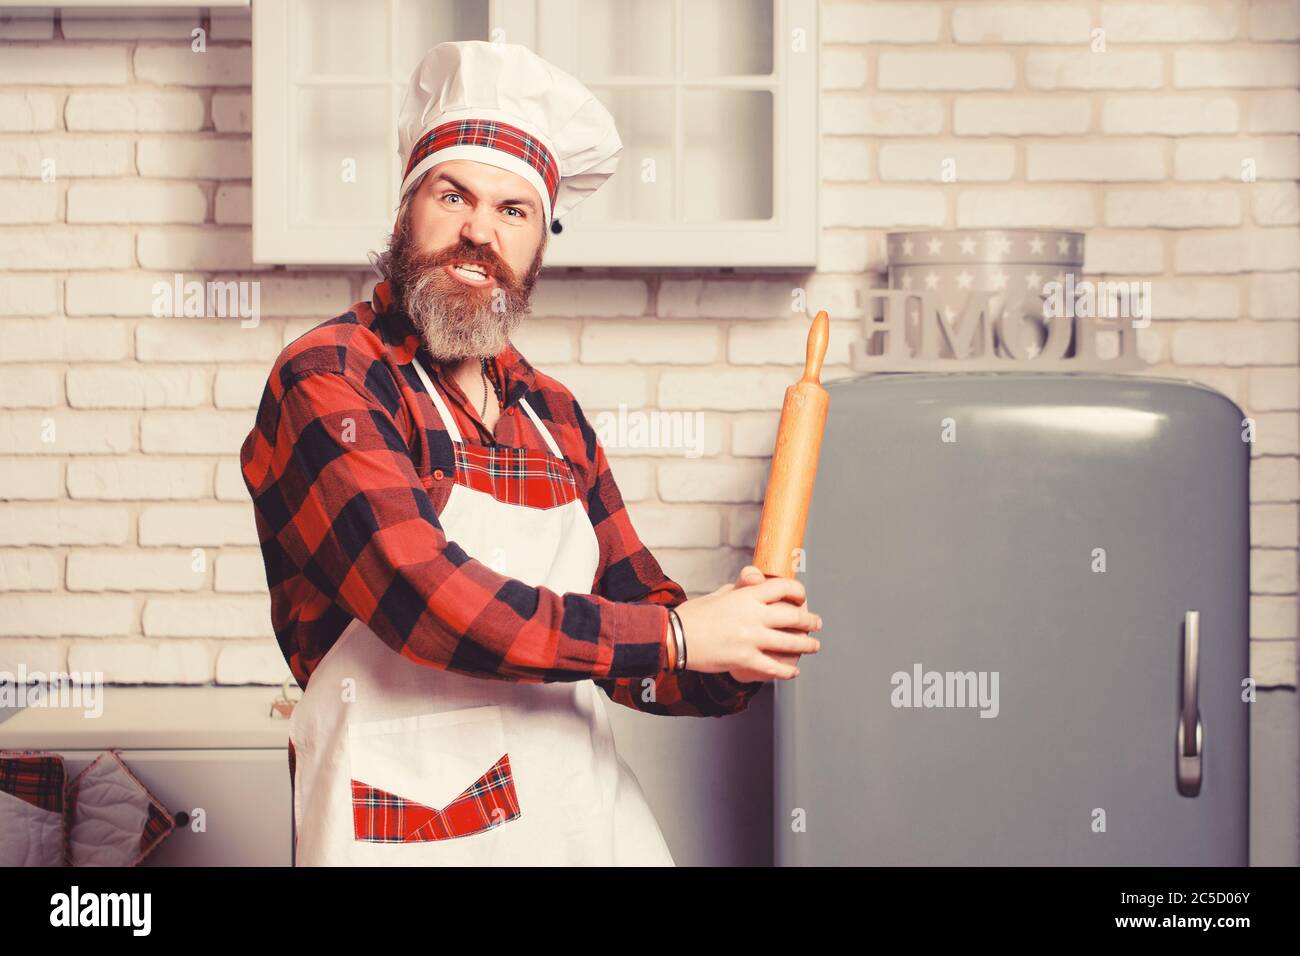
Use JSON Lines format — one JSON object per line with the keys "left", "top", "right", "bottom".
{"left": 401, "top": 272, "right": 527, "bottom": 361}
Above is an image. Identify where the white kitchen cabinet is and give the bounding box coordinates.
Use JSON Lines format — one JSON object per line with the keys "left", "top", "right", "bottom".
{"left": 253, "top": 0, "right": 817, "bottom": 267}
{"left": 0, "top": 687, "right": 292, "bottom": 867}
{"left": 0, "top": 2, "right": 248, "bottom": 6}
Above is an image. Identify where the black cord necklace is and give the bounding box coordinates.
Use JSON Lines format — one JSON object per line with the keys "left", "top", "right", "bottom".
{"left": 479, "top": 357, "right": 494, "bottom": 419}
{"left": 479, "top": 358, "right": 488, "bottom": 417}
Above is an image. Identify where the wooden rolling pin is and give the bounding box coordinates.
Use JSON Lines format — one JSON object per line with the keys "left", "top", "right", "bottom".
{"left": 753, "top": 310, "right": 831, "bottom": 579}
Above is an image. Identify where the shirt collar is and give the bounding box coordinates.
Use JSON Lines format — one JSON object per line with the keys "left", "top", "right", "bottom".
{"left": 370, "top": 277, "right": 537, "bottom": 410}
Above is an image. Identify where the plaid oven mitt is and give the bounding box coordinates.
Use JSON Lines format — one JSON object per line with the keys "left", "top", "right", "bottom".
{"left": 0, "top": 751, "right": 69, "bottom": 867}
{"left": 67, "top": 750, "right": 177, "bottom": 866}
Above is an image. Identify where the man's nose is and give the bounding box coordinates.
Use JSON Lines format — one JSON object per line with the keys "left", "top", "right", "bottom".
{"left": 459, "top": 207, "right": 495, "bottom": 247}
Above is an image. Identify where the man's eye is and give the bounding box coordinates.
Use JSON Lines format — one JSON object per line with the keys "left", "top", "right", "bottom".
{"left": 504, "top": 207, "right": 523, "bottom": 218}
{"left": 444, "top": 193, "right": 464, "bottom": 205}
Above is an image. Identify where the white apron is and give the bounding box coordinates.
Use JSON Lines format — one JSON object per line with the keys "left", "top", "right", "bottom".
{"left": 287, "top": 357, "right": 675, "bottom": 866}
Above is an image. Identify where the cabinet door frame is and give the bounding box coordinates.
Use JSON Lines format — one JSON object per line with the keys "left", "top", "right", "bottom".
{"left": 253, "top": 0, "right": 442, "bottom": 266}
{"left": 500, "top": 0, "right": 818, "bottom": 268}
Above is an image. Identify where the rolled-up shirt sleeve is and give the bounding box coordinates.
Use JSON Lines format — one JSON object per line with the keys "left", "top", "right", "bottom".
{"left": 240, "top": 365, "right": 672, "bottom": 684}
{"left": 571, "top": 403, "right": 765, "bottom": 718}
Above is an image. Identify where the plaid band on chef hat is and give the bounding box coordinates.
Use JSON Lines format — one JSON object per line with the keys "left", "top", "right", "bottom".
{"left": 396, "top": 40, "right": 622, "bottom": 228}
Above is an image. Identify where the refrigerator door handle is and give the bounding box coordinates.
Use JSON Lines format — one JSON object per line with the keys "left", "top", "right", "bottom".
{"left": 1177, "top": 610, "right": 1204, "bottom": 797}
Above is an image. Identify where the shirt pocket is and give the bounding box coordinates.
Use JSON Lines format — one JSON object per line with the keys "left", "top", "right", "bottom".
{"left": 347, "top": 704, "right": 521, "bottom": 843}
{"left": 418, "top": 468, "right": 452, "bottom": 513}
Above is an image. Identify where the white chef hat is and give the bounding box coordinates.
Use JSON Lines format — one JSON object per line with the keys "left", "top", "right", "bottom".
{"left": 396, "top": 40, "right": 621, "bottom": 228}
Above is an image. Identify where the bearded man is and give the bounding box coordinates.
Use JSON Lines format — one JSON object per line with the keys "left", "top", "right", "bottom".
{"left": 239, "top": 40, "right": 820, "bottom": 867}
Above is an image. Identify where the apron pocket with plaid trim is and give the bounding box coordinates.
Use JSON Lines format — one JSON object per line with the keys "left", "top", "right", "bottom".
{"left": 347, "top": 705, "right": 520, "bottom": 843}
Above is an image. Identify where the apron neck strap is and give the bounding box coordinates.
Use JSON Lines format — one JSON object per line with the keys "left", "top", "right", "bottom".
{"left": 410, "top": 356, "right": 565, "bottom": 459}
{"left": 517, "top": 396, "right": 563, "bottom": 458}
{"left": 411, "top": 356, "right": 462, "bottom": 444}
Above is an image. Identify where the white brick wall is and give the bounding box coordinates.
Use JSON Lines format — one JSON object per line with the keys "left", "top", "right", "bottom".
{"left": 0, "top": 2, "right": 1295, "bottom": 691}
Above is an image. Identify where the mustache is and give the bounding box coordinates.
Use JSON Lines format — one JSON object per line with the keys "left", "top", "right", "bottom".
{"left": 405, "top": 237, "right": 518, "bottom": 286}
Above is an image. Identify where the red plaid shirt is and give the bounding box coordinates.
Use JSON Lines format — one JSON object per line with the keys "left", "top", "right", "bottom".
{"left": 239, "top": 279, "right": 763, "bottom": 717}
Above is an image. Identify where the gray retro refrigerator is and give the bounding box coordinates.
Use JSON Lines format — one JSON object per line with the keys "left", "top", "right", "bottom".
{"left": 776, "top": 372, "right": 1250, "bottom": 865}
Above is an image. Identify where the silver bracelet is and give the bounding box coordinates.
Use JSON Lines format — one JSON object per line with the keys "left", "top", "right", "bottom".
{"left": 668, "top": 607, "right": 687, "bottom": 672}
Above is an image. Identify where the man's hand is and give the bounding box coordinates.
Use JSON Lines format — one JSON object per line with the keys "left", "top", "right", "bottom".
{"left": 672, "top": 563, "right": 822, "bottom": 685}
{"left": 726, "top": 564, "right": 819, "bottom": 684}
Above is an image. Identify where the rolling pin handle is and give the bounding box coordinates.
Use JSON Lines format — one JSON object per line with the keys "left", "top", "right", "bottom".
{"left": 802, "top": 310, "right": 830, "bottom": 384}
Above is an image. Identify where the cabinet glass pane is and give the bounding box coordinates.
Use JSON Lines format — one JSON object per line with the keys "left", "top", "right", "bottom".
{"left": 576, "top": 88, "right": 674, "bottom": 223}
{"left": 396, "top": 0, "right": 490, "bottom": 78}
{"left": 577, "top": 0, "right": 673, "bottom": 78}
{"left": 297, "top": 0, "right": 388, "bottom": 77}
{"left": 683, "top": 0, "right": 774, "bottom": 77}
{"left": 295, "top": 87, "right": 392, "bottom": 224}
{"left": 683, "top": 89, "right": 772, "bottom": 221}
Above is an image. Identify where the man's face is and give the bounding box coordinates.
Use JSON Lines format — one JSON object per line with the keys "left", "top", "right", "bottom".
{"left": 384, "top": 159, "right": 547, "bottom": 361}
